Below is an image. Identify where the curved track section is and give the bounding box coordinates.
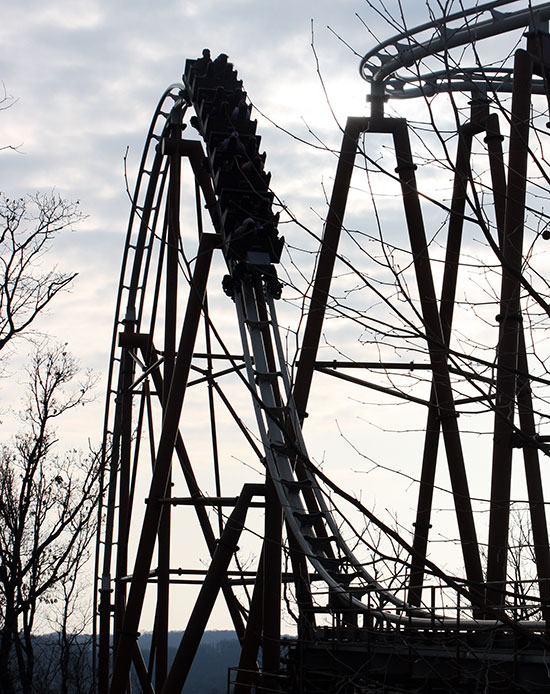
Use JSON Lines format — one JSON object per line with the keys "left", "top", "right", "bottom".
{"left": 181, "top": 54, "right": 439, "bottom": 625}
{"left": 182, "top": 54, "right": 548, "bottom": 633}
{"left": 95, "top": 57, "right": 425, "bottom": 691}
{"left": 359, "top": 0, "right": 550, "bottom": 101}
{"left": 96, "top": 44, "right": 550, "bottom": 694}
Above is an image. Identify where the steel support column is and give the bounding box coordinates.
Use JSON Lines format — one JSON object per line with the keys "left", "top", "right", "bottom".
{"left": 487, "top": 49, "right": 533, "bottom": 600}
{"left": 293, "top": 117, "right": 368, "bottom": 420}
{"left": 408, "top": 112, "right": 477, "bottom": 605}
{"left": 234, "top": 551, "right": 264, "bottom": 694}
{"left": 262, "top": 475, "right": 283, "bottom": 691}
{"left": 112, "top": 321, "right": 136, "bottom": 693}
{"left": 159, "top": 484, "right": 265, "bottom": 694}
{"left": 517, "top": 337, "right": 550, "bottom": 620}
{"left": 109, "top": 232, "right": 219, "bottom": 692}
{"left": 391, "top": 119, "right": 484, "bottom": 593}
{"left": 484, "top": 96, "right": 550, "bottom": 616}
{"left": 154, "top": 113, "right": 182, "bottom": 692}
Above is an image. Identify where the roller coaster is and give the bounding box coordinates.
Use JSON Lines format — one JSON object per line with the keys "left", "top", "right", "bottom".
{"left": 95, "top": 2, "right": 550, "bottom": 691}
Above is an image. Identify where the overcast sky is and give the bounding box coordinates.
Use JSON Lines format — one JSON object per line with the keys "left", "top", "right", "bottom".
{"left": 2, "top": 0, "right": 544, "bottom": 631}
{"left": 1, "top": 0, "right": 512, "bottom": 427}
{"left": 1, "top": 0, "right": 386, "bottom": 428}
{"left": 2, "top": 0, "right": 457, "bottom": 465}
{"left": 3, "top": 0, "right": 529, "bottom": 419}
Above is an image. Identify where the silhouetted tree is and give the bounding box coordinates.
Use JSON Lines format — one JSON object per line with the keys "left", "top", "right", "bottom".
{"left": 0, "top": 347, "right": 99, "bottom": 694}
{"left": 0, "top": 192, "right": 82, "bottom": 356}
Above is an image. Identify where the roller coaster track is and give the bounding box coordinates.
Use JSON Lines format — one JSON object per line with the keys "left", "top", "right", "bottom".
{"left": 360, "top": 0, "right": 550, "bottom": 107}
{"left": 95, "top": 6, "right": 550, "bottom": 692}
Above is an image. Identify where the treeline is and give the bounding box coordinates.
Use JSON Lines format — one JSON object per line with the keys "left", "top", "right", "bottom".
{"left": 140, "top": 631, "right": 240, "bottom": 694}
{"left": 0, "top": 631, "right": 240, "bottom": 693}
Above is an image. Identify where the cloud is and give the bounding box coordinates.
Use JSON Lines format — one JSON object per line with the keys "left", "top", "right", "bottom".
{"left": 3, "top": 0, "right": 545, "bottom": 637}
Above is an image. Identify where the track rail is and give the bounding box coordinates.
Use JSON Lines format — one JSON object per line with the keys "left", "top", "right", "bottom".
{"left": 95, "top": 85, "right": 187, "bottom": 687}
{"left": 360, "top": 0, "right": 550, "bottom": 102}
{"left": 181, "top": 54, "right": 546, "bottom": 634}
{"left": 182, "top": 54, "right": 419, "bottom": 622}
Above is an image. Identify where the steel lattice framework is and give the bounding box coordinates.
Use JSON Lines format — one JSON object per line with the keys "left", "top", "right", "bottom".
{"left": 95, "top": 2, "right": 550, "bottom": 692}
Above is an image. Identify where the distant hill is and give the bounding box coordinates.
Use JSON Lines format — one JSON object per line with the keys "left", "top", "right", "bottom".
{"left": 139, "top": 631, "right": 241, "bottom": 694}
{"left": 9, "top": 631, "right": 243, "bottom": 693}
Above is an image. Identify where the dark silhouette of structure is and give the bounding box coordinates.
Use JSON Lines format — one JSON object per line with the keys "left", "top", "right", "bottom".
{"left": 95, "top": 2, "right": 550, "bottom": 691}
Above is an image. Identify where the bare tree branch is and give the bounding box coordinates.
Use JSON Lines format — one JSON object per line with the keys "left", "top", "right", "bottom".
{"left": 0, "top": 193, "right": 84, "bottom": 354}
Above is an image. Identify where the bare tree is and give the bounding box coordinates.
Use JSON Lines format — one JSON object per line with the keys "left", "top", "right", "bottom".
{"left": 0, "top": 346, "right": 100, "bottom": 694}
{"left": 0, "top": 192, "right": 83, "bottom": 356}
{"left": 0, "top": 81, "right": 96, "bottom": 694}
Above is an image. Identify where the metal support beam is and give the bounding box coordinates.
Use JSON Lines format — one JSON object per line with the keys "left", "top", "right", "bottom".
{"left": 234, "top": 551, "right": 265, "bottom": 694}
{"left": 112, "top": 321, "right": 136, "bottom": 693}
{"left": 487, "top": 49, "right": 533, "bottom": 600}
{"left": 154, "top": 111, "right": 182, "bottom": 692}
{"left": 293, "top": 117, "right": 368, "bottom": 420}
{"left": 109, "top": 232, "right": 219, "bottom": 693}
{"left": 262, "top": 476, "right": 282, "bottom": 690}
{"left": 160, "top": 484, "right": 265, "bottom": 694}
{"left": 408, "top": 100, "right": 486, "bottom": 606}
{"left": 391, "top": 118, "right": 484, "bottom": 594}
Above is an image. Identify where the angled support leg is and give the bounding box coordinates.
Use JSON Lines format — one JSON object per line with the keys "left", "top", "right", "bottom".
{"left": 160, "top": 484, "right": 265, "bottom": 694}
{"left": 293, "top": 117, "right": 368, "bottom": 421}
{"left": 483, "top": 78, "right": 550, "bottom": 615}
{"left": 487, "top": 50, "right": 533, "bottom": 601}
{"left": 408, "top": 100, "right": 489, "bottom": 605}
{"left": 391, "top": 118, "right": 484, "bottom": 595}
{"left": 109, "top": 232, "right": 220, "bottom": 693}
